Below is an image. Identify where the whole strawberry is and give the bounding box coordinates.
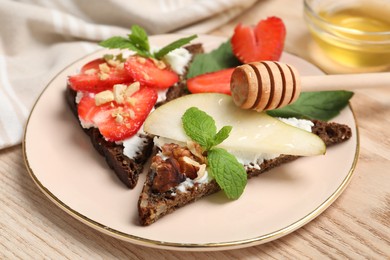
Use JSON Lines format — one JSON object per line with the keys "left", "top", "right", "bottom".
{"left": 231, "top": 16, "right": 286, "bottom": 63}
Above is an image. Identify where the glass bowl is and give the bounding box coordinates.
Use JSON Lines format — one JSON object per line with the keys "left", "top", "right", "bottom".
{"left": 304, "top": 0, "right": 390, "bottom": 69}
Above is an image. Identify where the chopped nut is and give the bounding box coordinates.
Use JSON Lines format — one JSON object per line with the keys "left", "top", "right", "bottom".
{"left": 113, "top": 84, "right": 127, "bottom": 104}
{"left": 84, "top": 68, "right": 97, "bottom": 75}
{"left": 142, "top": 71, "right": 150, "bottom": 80}
{"left": 98, "top": 72, "right": 109, "bottom": 80}
{"left": 99, "top": 63, "right": 110, "bottom": 73}
{"left": 136, "top": 56, "right": 146, "bottom": 64}
{"left": 111, "top": 107, "right": 128, "bottom": 124}
{"left": 179, "top": 156, "right": 199, "bottom": 179}
{"left": 107, "top": 59, "right": 120, "bottom": 67}
{"left": 151, "top": 157, "right": 186, "bottom": 193}
{"left": 186, "top": 140, "right": 205, "bottom": 163}
{"left": 116, "top": 62, "right": 124, "bottom": 70}
{"left": 126, "top": 97, "right": 137, "bottom": 106}
{"left": 111, "top": 82, "right": 141, "bottom": 105}
{"left": 161, "top": 143, "right": 178, "bottom": 157}
{"left": 152, "top": 58, "right": 167, "bottom": 70}
{"left": 124, "top": 82, "right": 140, "bottom": 98}
{"left": 194, "top": 164, "right": 207, "bottom": 181}
{"left": 182, "top": 156, "right": 201, "bottom": 167}
{"left": 152, "top": 155, "right": 164, "bottom": 165}
{"left": 160, "top": 143, "right": 206, "bottom": 180}
{"left": 115, "top": 113, "right": 124, "bottom": 123}
{"left": 181, "top": 155, "right": 207, "bottom": 181}
{"left": 95, "top": 90, "right": 114, "bottom": 106}
{"left": 128, "top": 109, "right": 136, "bottom": 119}
{"left": 172, "top": 146, "right": 192, "bottom": 159}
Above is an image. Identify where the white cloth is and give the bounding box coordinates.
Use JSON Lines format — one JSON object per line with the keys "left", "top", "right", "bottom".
{"left": 0, "top": 0, "right": 257, "bottom": 149}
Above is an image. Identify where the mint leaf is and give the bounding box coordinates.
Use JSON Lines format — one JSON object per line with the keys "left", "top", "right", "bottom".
{"left": 99, "top": 36, "right": 136, "bottom": 50}
{"left": 154, "top": 35, "right": 197, "bottom": 60}
{"left": 208, "top": 148, "right": 247, "bottom": 199}
{"left": 128, "top": 25, "right": 150, "bottom": 54}
{"left": 182, "top": 107, "right": 232, "bottom": 150}
{"left": 267, "top": 91, "right": 354, "bottom": 121}
{"left": 213, "top": 126, "right": 232, "bottom": 147}
{"left": 182, "top": 107, "right": 217, "bottom": 150}
{"left": 99, "top": 36, "right": 151, "bottom": 58}
{"left": 186, "top": 40, "right": 241, "bottom": 79}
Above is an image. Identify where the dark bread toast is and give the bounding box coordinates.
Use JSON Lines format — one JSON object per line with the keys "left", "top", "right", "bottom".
{"left": 138, "top": 119, "right": 352, "bottom": 226}
{"left": 66, "top": 87, "right": 154, "bottom": 188}
{"left": 65, "top": 44, "right": 204, "bottom": 188}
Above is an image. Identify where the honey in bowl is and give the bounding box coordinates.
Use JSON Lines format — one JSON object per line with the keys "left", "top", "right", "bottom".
{"left": 304, "top": 0, "right": 390, "bottom": 69}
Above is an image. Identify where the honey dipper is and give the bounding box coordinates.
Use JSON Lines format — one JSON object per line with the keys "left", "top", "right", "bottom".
{"left": 230, "top": 61, "right": 390, "bottom": 111}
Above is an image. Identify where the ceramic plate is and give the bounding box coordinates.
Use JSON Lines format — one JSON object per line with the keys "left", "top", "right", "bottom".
{"left": 23, "top": 34, "right": 359, "bottom": 251}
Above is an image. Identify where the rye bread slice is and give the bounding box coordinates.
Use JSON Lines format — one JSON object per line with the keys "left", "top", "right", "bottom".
{"left": 65, "top": 44, "right": 204, "bottom": 188}
{"left": 66, "top": 87, "right": 154, "bottom": 188}
{"left": 138, "top": 120, "right": 352, "bottom": 226}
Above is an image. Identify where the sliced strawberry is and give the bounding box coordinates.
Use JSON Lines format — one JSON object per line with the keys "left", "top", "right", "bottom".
{"left": 80, "top": 59, "right": 103, "bottom": 73}
{"left": 77, "top": 92, "right": 109, "bottom": 126}
{"left": 231, "top": 16, "right": 286, "bottom": 63}
{"left": 77, "top": 87, "right": 157, "bottom": 141}
{"left": 124, "top": 56, "right": 179, "bottom": 89}
{"left": 187, "top": 68, "right": 234, "bottom": 95}
{"left": 68, "top": 58, "right": 133, "bottom": 93}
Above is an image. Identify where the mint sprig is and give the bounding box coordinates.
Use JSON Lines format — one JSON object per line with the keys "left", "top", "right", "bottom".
{"left": 182, "top": 107, "right": 247, "bottom": 199}
{"left": 99, "top": 25, "right": 197, "bottom": 60}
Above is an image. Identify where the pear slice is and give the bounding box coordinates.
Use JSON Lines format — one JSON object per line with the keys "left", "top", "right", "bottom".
{"left": 144, "top": 93, "right": 326, "bottom": 156}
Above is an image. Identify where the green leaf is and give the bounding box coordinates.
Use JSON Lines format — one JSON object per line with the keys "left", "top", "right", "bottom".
{"left": 98, "top": 36, "right": 151, "bottom": 57}
{"left": 128, "top": 25, "right": 150, "bottom": 53}
{"left": 154, "top": 35, "right": 198, "bottom": 60}
{"left": 99, "top": 36, "right": 136, "bottom": 50}
{"left": 213, "top": 126, "right": 232, "bottom": 147}
{"left": 186, "top": 40, "right": 241, "bottom": 79}
{"left": 267, "top": 91, "right": 354, "bottom": 121}
{"left": 207, "top": 148, "right": 247, "bottom": 199}
{"left": 182, "top": 107, "right": 217, "bottom": 150}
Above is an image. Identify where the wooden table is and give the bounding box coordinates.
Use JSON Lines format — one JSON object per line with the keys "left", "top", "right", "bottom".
{"left": 1, "top": 0, "right": 389, "bottom": 258}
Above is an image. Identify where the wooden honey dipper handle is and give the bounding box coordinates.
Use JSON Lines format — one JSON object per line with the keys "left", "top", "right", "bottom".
{"left": 230, "top": 61, "right": 390, "bottom": 112}
{"left": 301, "top": 73, "right": 390, "bottom": 92}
